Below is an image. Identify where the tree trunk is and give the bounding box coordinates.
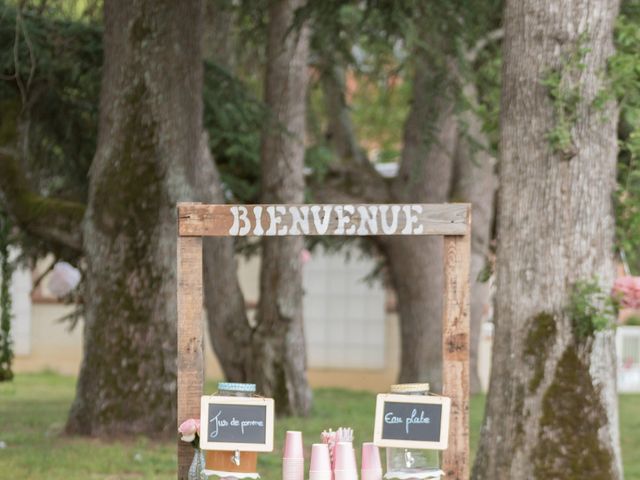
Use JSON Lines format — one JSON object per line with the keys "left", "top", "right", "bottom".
{"left": 202, "top": 141, "right": 252, "bottom": 382}
{"left": 66, "top": 0, "right": 214, "bottom": 435}
{"left": 202, "top": 0, "right": 236, "bottom": 69}
{"left": 383, "top": 51, "right": 458, "bottom": 389}
{"left": 451, "top": 80, "right": 497, "bottom": 394}
{"left": 250, "top": 0, "right": 312, "bottom": 416}
{"left": 472, "top": 0, "right": 622, "bottom": 478}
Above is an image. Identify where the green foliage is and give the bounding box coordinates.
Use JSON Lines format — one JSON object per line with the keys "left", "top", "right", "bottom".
{"left": 534, "top": 347, "right": 614, "bottom": 478}
{"left": 568, "top": 279, "right": 618, "bottom": 339}
{"left": 203, "top": 61, "right": 267, "bottom": 203}
{"left": 541, "top": 35, "right": 591, "bottom": 159}
{"left": 0, "top": 372, "right": 493, "bottom": 478}
{"left": 612, "top": 4, "right": 640, "bottom": 274}
{"left": 0, "top": 212, "right": 14, "bottom": 381}
{"left": 626, "top": 315, "right": 640, "bottom": 326}
{"left": 473, "top": 51, "right": 501, "bottom": 155}
{"left": 350, "top": 74, "right": 410, "bottom": 164}
{"left": 0, "top": 1, "right": 268, "bottom": 252}
{"left": 523, "top": 312, "right": 557, "bottom": 392}
{"left": 0, "top": 0, "right": 102, "bottom": 203}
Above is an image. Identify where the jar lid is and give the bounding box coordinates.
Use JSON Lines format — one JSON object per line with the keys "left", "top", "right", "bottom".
{"left": 218, "top": 382, "right": 256, "bottom": 393}
{"left": 390, "top": 383, "right": 430, "bottom": 393}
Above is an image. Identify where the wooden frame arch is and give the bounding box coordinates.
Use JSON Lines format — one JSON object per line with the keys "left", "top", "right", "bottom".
{"left": 176, "top": 202, "right": 471, "bottom": 479}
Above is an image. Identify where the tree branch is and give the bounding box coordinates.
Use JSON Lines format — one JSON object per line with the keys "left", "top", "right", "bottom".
{"left": 392, "top": 51, "right": 459, "bottom": 203}
{"left": 316, "top": 62, "right": 391, "bottom": 204}
{"left": 0, "top": 148, "right": 84, "bottom": 252}
{"left": 465, "top": 28, "right": 504, "bottom": 64}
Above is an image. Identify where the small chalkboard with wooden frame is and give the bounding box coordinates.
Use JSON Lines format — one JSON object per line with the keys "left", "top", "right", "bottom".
{"left": 199, "top": 395, "right": 274, "bottom": 452}
{"left": 176, "top": 203, "right": 471, "bottom": 479}
{"left": 373, "top": 393, "right": 451, "bottom": 450}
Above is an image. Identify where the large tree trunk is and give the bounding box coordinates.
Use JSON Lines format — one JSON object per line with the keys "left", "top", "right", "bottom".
{"left": 473, "top": 0, "right": 622, "bottom": 478}
{"left": 451, "top": 80, "right": 497, "bottom": 394}
{"left": 317, "top": 46, "right": 460, "bottom": 389}
{"left": 383, "top": 50, "right": 458, "bottom": 389}
{"left": 202, "top": 0, "right": 236, "bottom": 69}
{"left": 66, "top": 0, "right": 215, "bottom": 435}
{"left": 250, "top": 0, "right": 312, "bottom": 416}
{"left": 203, "top": 146, "right": 252, "bottom": 382}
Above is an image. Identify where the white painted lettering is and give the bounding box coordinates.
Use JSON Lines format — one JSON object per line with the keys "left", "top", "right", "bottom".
{"left": 310, "top": 205, "right": 332, "bottom": 234}
{"left": 335, "top": 205, "right": 356, "bottom": 234}
{"left": 229, "top": 206, "right": 251, "bottom": 236}
{"left": 401, "top": 205, "right": 422, "bottom": 234}
{"left": 252, "top": 206, "right": 264, "bottom": 236}
{"left": 356, "top": 205, "right": 379, "bottom": 235}
{"left": 266, "top": 206, "right": 287, "bottom": 235}
{"left": 289, "top": 206, "right": 310, "bottom": 235}
{"left": 380, "top": 205, "right": 401, "bottom": 234}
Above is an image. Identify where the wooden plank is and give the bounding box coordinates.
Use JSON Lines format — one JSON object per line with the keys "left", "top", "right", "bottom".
{"left": 178, "top": 203, "right": 470, "bottom": 237}
{"left": 441, "top": 233, "right": 471, "bottom": 480}
{"left": 177, "top": 234, "right": 204, "bottom": 480}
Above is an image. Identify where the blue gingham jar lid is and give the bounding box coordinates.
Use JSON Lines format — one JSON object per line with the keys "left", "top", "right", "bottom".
{"left": 218, "top": 382, "right": 256, "bottom": 393}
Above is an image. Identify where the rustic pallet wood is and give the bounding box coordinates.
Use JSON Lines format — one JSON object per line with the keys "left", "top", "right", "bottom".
{"left": 176, "top": 203, "right": 471, "bottom": 479}
{"left": 178, "top": 203, "right": 469, "bottom": 237}
{"left": 177, "top": 230, "right": 204, "bottom": 479}
{"left": 442, "top": 233, "right": 471, "bottom": 480}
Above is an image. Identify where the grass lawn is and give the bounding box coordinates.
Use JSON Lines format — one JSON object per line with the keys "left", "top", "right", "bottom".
{"left": 0, "top": 372, "right": 638, "bottom": 479}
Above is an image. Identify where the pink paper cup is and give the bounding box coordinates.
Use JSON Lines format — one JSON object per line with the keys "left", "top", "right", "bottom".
{"left": 361, "top": 442, "right": 382, "bottom": 471}
{"left": 309, "top": 443, "right": 331, "bottom": 473}
{"left": 309, "top": 472, "right": 332, "bottom": 480}
{"left": 283, "top": 431, "right": 304, "bottom": 459}
{"left": 334, "top": 471, "right": 358, "bottom": 480}
{"left": 334, "top": 442, "right": 357, "bottom": 473}
{"left": 282, "top": 458, "right": 305, "bottom": 480}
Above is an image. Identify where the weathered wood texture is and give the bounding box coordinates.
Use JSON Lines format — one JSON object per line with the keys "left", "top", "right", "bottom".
{"left": 442, "top": 234, "right": 471, "bottom": 479}
{"left": 472, "top": 0, "right": 622, "bottom": 478}
{"left": 177, "top": 235, "right": 204, "bottom": 479}
{"left": 178, "top": 203, "right": 470, "bottom": 237}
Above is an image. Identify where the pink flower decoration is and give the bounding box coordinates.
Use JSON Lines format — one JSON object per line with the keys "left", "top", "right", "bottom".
{"left": 300, "top": 249, "right": 312, "bottom": 265}
{"left": 178, "top": 418, "right": 200, "bottom": 442}
{"left": 612, "top": 276, "right": 640, "bottom": 309}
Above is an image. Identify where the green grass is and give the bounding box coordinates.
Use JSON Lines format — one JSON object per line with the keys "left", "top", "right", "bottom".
{"left": 0, "top": 373, "right": 637, "bottom": 479}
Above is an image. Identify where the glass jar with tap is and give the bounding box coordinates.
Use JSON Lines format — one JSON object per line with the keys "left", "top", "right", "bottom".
{"left": 385, "top": 383, "right": 442, "bottom": 479}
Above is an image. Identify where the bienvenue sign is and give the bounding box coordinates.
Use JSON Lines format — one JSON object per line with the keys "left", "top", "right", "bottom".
{"left": 177, "top": 203, "right": 470, "bottom": 237}
{"left": 199, "top": 396, "right": 274, "bottom": 451}
{"left": 373, "top": 393, "right": 451, "bottom": 450}
{"left": 229, "top": 205, "right": 428, "bottom": 236}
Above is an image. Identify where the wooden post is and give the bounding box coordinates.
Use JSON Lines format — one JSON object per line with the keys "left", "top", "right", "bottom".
{"left": 177, "top": 234, "right": 204, "bottom": 479}
{"left": 441, "top": 232, "right": 471, "bottom": 479}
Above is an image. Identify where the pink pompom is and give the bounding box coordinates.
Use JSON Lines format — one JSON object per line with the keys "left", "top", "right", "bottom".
{"left": 178, "top": 418, "right": 199, "bottom": 442}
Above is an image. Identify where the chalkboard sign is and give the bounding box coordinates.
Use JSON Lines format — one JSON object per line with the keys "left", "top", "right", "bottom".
{"left": 373, "top": 393, "right": 451, "bottom": 450}
{"left": 199, "top": 396, "right": 274, "bottom": 451}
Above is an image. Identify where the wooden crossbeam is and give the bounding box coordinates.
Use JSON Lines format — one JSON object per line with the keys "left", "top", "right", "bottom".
{"left": 178, "top": 203, "right": 470, "bottom": 237}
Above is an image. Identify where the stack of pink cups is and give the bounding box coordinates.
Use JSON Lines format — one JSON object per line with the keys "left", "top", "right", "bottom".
{"left": 333, "top": 442, "right": 358, "bottom": 480}
{"left": 309, "top": 443, "right": 332, "bottom": 480}
{"left": 361, "top": 443, "right": 383, "bottom": 480}
{"left": 283, "top": 431, "right": 305, "bottom": 480}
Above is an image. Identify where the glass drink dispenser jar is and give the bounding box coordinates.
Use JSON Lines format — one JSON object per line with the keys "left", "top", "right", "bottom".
{"left": 205, "top": 382, "right": 259, "bottom": 478}
{"left": 385, "top": 383, "right": 442, "bottom": 479}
